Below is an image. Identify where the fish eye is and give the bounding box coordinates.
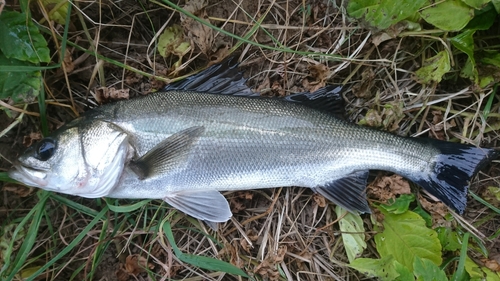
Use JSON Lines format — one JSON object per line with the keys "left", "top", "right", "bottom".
{"left": 35, "top": 138, "right": 56, "bottom": 161}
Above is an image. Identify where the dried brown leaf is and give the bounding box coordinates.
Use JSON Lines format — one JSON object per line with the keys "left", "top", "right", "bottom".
{"left": 367, "top": 174, "right": 411, "bottom": 203}
{"left": 3, "top": 185, "right": 33, "bottom": 197}
{"left": 23, "top": 132, "right": 42, "bottom": 147}
{"left": 254, "top": 246, "right": 287, "bottom": 281}
{"left": 352, "top": 68, "right": 375, "bottom": 98}
{"left": 313, "top": 193, "right": 327, "bottom": 208}
{"left": 181, "top": 0, "right": 213, "bottom": 55}
{"left": 95, "top": 87, "right": 130, "bottom": 104}
{"left": 124, "top": 254, "right": 153, "bottom": 276}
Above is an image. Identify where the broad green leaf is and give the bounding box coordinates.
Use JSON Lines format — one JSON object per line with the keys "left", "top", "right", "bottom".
{"left": 346, "top": 0, "right": 427, "bottom": 29}
{"left": 380, "top": 194, "right": 415, "bottom": 214}
{"left": 466, "top": 3, "right": 498, "bottom": 30}
{"left": 465, "top": 256, "right": 485, "bottom": 279}
{"left": 336, "top": 206, "right": 366, "bottom": 263}
{"left": 420, "top": 0, "right": 474, "bottom": 31}
{"left": 462, "top": 0, "right": 491, "bottom": 9}
{"left": 450, "top": 29, "right": 475, "bottom": 59}
{"left": 483, "top": 267, "right": 500, "bottom": 281}
{"left": 414, "top": 51, "right": 451, "bottom": 84}
{"left": 394, "top": 261, "right": 414, "bottom": 281}
{"left": 0, "top": 54, "right": 41, "bottom": 102}
{"left": 461, "top": 57, "right": 479, "bottom": 83}
{"left": 41, "top": 0, "right": 70, "bottom": 25}
{"left": 0, "top": 11, "right": 50, "bottom": 64}
{"left": 481, "top": 51, "right": 500, "bottom": 68}
{"left": 158, "top": 25, "right": 191, "bottom": 58}
{"left": 375, "top": 210, "right": 442, "bottom": 271}
{"left": 436, "top": 227, "right": 461, "bottom": 251}
{"left": 350, "top": 256, "right": 400, "bottom": 281}
{"left": 413, "top": 205, "right": 432, "bottom": 227}
{"left": 493, "top": 0, "right": 500, "bottom": 12}
{"left": 413, "top": 257, "right": 448, "bottom": 281}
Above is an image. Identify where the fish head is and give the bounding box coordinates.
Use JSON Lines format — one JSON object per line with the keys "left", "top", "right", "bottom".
{"left": 9, "top": 120, "right": 130, "bottom": 198}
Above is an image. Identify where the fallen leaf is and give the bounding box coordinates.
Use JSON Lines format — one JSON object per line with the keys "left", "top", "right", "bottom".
{"left": 124, "top": 254, "right": 153, "bottom": 276}
{"left": 181, "top": 0, "right": 213, "bottom": 55}
{"left": 254, "top": 246, "right": 287, "bottom": 281}
{"left": 352, "top": 68, "right": 375, "bottom": 98}
{"left": 419, "top": 195, "right": 451, "bottom": 227}
{"left": 95, "top": 87, "right": 129, "bottom": 104}
{"left": 23, "top": 132, "right": 42, "bottom": 147}
{"left": 3, "top": 185, "right": 33, "bottom": 197}
{"left": 302, "top": 63, "right": 329, "bottom": 92}
{"left": 312, "top": 193, "right": 327, "bottom": 207}
{"left": 367, "top": 174, "right": 411, "bottom": 203}
{"left": 481, "top": 258, "right": 500, "bottom": 272}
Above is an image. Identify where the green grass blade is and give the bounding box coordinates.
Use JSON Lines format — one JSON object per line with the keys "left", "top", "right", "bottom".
{"left": 451, "top": 232, "right": 469, "bottom": 281}
{"left": 105, "top": 199, "right": 152, "bottom": 212}
{"left": 3, "top": 191, "right": 50, "bottom": 280}
{"left": 24, "top": 207, "right": 109, "bottom": 281}
{"left": 161, "top": 221, "right": 249, "bottom": 277}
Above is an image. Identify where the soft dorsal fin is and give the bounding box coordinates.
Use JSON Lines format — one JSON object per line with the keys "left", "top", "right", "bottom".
{"left": 163, "top": 57, "right": 257, "bottom": 96}
{"left": 284, "top": 85, "right": 344, "bottom": 116}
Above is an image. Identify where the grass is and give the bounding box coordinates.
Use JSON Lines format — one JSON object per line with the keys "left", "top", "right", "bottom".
{"left": 1, "top": 0, "right": 499, "bottom": 280}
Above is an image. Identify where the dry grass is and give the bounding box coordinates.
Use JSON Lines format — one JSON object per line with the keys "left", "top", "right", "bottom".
{"left": 1, "top": 0, "right": 499, "bottom": 280}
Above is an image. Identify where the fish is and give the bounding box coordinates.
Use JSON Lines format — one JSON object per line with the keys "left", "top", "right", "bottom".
{"left": 9, "top": 57, "right": 498, "bottom": 225}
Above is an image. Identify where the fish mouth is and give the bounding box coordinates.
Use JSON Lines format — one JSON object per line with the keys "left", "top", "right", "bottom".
{"left": 9, "top": 162, "right": 49, "bottom": 188}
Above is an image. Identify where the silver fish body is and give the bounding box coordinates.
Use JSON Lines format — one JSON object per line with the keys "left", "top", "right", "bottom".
{"left": 9, "top": 59, "right": 498, "bottom": 223}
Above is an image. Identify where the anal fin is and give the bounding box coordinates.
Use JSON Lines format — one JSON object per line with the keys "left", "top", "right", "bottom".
{"left": 313, "top": 170, "right": 371, "bottom": 213}
{"left": 163, "top": 190, "right": 233, "bottom": 223}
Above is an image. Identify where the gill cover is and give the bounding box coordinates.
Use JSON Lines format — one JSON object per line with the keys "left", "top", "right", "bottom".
{"left": 10, "top": 120, "right": 129, "bottom": 198}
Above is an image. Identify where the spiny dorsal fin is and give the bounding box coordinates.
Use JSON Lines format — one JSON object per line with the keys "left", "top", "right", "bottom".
{"left": 129, "top": 126, "right": 205, "bottom": 179}
{"left": 163, "top": 58, "right": 345, "bottom": 115}
{"left": 163, "top": 57, "right": 257, "bottom": 96}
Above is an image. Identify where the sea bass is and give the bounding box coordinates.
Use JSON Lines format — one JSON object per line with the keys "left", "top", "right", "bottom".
{"left": 9, "top": 58, "right": 498, "bottom": 224}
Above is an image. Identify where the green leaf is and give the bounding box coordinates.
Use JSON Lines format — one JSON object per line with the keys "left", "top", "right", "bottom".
{"left": 420, "top": 0, "right": 474, "bottom": 31}
{"left": 346, "top": 0, "right": 427, "bottom": 29}
{"left": 414, "top": 51, "right": 451, "bottom": 84}
{"left": 162, "top": 222, "right": 248, "bottom": 277}
{"left": 461, "top": 57, "right": 479, "bottom": 83}
{"left": 466, "top": 3, "right": 498, "bottom": 30}
{"left": 394, "top": 261, "right": 414, "bottom": 281}
{"left": 40, "top": 0, "right": 70, "bottom": 25}
{"left": 462, "top": 0, "right": 491, "bottom": 9}
{"left": 350, "top": 256, "right": 400, "bottom": 281}
{"left": 157, "top": 25, "right": 191, "bottom": 58}
{"left": 450, "top": 29, "right": 475, "bottom": 59}
{"left": 375, "top": 210, "right": 442, "bottom": 271}
{"left": 336, "top": 206, "right": 367, "bottom": 263}
{"left": 493, "top": 0, "right": 500, "bottom": 12}
{"left": 465, "top": 256, "right": 485, "bottom": 279}
{"left": 0, "top": 54, "right": 42, "bottom": 102}
{"left": 481, "top": 51, "right": 500, "bottom": 68}
{"left": 380, "top": 194, "right": 415, "bottom": 214}
{"left": 413, "top": 257, "right": 448, "bottom": 281}
{"left": 436, "top": 227, "right": 461, "bottom": 251}
{"left": 0, "top": 11, "right": 50, "bottom": 64}
{"left": 413, "top": 205, "right": 433, "bottom": 227}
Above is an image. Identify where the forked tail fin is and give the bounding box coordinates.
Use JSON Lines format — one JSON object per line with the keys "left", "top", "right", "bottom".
{"left": 414, "top": 139, "right": 498, "bottom": 214}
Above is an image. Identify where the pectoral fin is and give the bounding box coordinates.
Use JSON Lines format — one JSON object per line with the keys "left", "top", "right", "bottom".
{"left": 163, "top": 190, "right": 233, "bottom": 223}
{"left": 129, "top": 126, "right": 205, "bottom": 179}
{"left": 313, "top": 170, "right": 371, "bottom": 213}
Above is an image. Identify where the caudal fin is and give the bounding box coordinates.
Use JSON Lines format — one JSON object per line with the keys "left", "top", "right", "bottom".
{"left": 414, "top": 139, "right": 498, "bottom": 214}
